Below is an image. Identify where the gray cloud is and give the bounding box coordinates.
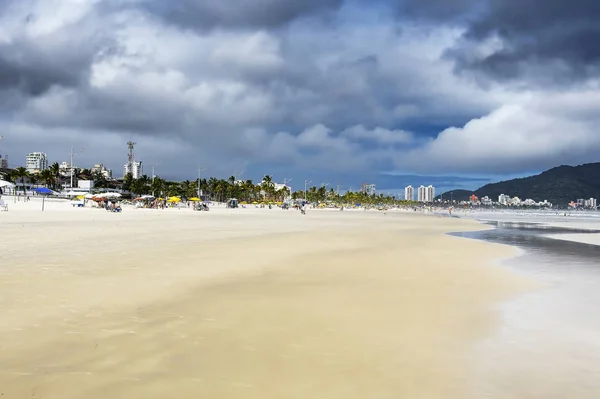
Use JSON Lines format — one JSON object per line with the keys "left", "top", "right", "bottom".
{"left": 456, "top": 0, "right": 600, "bottom": 83}
{"left": 0, "top": 3, "right": 116, "bottom": 96}
{"left": 2, "top": 0, "right": 599, "bottom": 188}
{"left": 395, "top": 0, "right": 478, "bottom": 21}
{"left": 139, "top": 0, "right": 343, "bottom": 31}
{"left": 394, "top": 0, "right": 600, "bottom": 83}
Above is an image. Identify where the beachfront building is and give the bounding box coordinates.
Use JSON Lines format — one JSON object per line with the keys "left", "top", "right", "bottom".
{"left": 404, "top": 185, "right": 414, "bottom": 201}
{"left": 426, "top": 185, "right": 435, "bottom": 202}
{"left": 584, "top": 198, "right": 597, "bottom": 208}
{"left": 123, "top": 161, "right": 143, "bottom": 179}
{"left": 0, "top": 155, "right": 8, "bottom": 169}
{"left": 481, "top": 196, "right": 493, "bottom": 205}
{"left": 25, "top": 152, "right": 48, "bottom": 173}
{"left": 91, "top": 163, "right": 112, "bottom": 179}
{"left": 498, "top": 194, "right": 510, "bottom": 205}
{"left": 417, "top": 185, "right": 426, "bottom": 202}
{"left": 58, "top": 161, "right": 74, "bottom": 177}
{"left": 361, "top": 183, "right": 376, "bottom": 196}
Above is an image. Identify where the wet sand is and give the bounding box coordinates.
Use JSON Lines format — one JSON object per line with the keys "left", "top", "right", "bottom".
{"left": 0, "top": 200, "right": 532, "bottom": 398}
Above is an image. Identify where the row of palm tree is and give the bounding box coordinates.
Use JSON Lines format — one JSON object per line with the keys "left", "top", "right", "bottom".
{"left": 124, "top": 174, "right": 291, "bottom": 203}
{"left": 2, "top": 167, "right": 418, "bottom": 206}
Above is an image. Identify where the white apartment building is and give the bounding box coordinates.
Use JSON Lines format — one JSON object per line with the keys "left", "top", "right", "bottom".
{"left": 25, "top": 152, "right": 48, "bottom": 173}
{"left": 417, "top": 185, "right": 426, "bottom": 202}
{"left": 426, "top": 185, "right": 435, "bottom": 202}
{"left": 417, "top": 185, "right": 435, "bottom": 202}
{"left": 404, "top": 185, "right": 414, "bottom": 201}
{"left": 123, "top": 161, "right": 143, "bottom": 179}
{"left": 362, "top": 183, "right": 376, "bottom": 196}
{"left": 91, "top": 163, "right": 112, "bottom": 179}
{"left": 584, "top": 198, "right": 597, "bottom": 208}
{"left": 498, "top": 194, "right": 510, "bottom": 205}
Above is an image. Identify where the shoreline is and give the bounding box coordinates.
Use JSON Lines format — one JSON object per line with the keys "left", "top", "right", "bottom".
{"left": 0, "top": 204, "right": 535, "bottom": 398}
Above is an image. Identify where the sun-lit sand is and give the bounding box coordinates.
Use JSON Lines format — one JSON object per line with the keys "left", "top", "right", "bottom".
{"left": 0, "top": 197, "right": 534, "bottom": 398}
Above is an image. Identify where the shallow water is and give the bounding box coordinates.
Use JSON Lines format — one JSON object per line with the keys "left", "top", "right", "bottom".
{"left": 453, "top": 222, "right": 600, "bottom": 398}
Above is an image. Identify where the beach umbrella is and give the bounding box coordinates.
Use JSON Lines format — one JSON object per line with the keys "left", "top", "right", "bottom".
{"left": 189, "top": 197, "right": 200, "bottom": 201}
{"left": 141, "top": 194, "right": 155, "bottom": 199}
{"left": 84, "top": 193, "right": 95, "bottom": 199}
{"left": 167, "top": 196, "right": 181, "bottom": 203}
{"left": 104, "top": 192, "right": 121, "bottom": 198}
{"left": 32, "top": 187, "right": 53, "bottom": 195}
{"left": 32, "top": 187, "right": 54, "bottom": 211}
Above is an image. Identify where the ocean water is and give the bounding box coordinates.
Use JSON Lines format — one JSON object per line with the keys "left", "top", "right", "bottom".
{"left": 453, "top": 222, "right": 600, "bottom": 398}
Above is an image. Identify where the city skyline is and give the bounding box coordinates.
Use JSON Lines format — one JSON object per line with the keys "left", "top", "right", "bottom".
{"left": 0, "top": 1, "right": 598, "bottom": 193}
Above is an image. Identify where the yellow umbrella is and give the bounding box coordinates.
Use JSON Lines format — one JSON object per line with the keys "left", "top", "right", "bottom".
{"left": 76, "top": 195, "right": 85, "bottom": 200}
{"left": 241, "top": 201, "right": 248, "bottom": 204}
{"left": 189, "top": 197, "right": 200, "bottom": 201}
{"left": 167, "top": 196, "right": 181, "bottom": 203}
{"left": 252, "top": 201, "right": 258, "bottom": 204}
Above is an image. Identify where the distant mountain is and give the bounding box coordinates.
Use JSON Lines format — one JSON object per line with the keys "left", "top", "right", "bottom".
{"left": 474, "top": 163, "right": 600, "bottom": 205}
{"left": 436, "top": 162, "right": 600, "bottom": 205}
{"left": 434, "top": 189, "right": 473, "bottom": 202}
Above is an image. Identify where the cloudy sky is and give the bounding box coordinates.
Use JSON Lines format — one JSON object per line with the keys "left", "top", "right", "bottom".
{"left": 1, "top": 0, "right": 599, "bottom": 193}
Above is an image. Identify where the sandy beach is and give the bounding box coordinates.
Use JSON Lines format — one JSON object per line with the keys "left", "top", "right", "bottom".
{"left": 0, "top": 199, "right": 534, "bottom": 398}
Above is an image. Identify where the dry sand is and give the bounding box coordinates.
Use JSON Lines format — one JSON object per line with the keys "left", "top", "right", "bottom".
{"left": 0, "top": 199, "right": 534, "bottom": 398}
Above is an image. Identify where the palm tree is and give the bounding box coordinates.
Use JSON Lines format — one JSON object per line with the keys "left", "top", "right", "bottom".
{"left": 262, "top": 175, "right": 275, "bottom": 200}
{"left": 11, "top": 167, "right": 29, "bottom": 196}
{"left": 38, "top": 169, "right": 55, "bottom": 189}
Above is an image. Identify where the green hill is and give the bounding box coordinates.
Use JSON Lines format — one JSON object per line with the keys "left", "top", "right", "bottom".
{"left": 434, "top": 189, "right": 473, "bottom": 202}
{"left": 474, "top": 163, "right": 600, "bottom": 205}
{"left": 434, "top": 162, "right": 600, "bottom": 206}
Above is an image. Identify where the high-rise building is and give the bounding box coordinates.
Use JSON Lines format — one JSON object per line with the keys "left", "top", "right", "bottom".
{"left": 361, "top": 183, "right": 376, "bottom": 196}
{"left": 0, "top": 155, "right": 8, "bottom": 169}
{"left": 417, "top": 185, "right": 426, "bottom": 202}
{"left": 426, "top": 185, "right": 435, "bottom": 202}
{"left": 123, "top": 161, "right": 143, "bottom": 179}
{"left": 404, "top": 185, "right": 414, "bottom": 201}
{"left": 25, "top": 152, "right": 48, "bottom": 173}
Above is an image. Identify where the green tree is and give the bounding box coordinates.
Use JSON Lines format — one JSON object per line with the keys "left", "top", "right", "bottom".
{"left": 123, "top": 173, "right": 134, "bottom": 192}
{"left": 38, "top": 169, "right": 55, "bottom": 189}
{"left": 10, "top": 167, "right": 29, "bottom": 195}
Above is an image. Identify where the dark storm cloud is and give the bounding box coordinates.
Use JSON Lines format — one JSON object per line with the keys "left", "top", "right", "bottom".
{"left": 0, "top": 8, "right": 116, "bottom": 96}
{"left": 0, "top": 39, "right": 89, "bottom": 96}
{"left": 395, "top": 0, "right": 600, "bottom": 82}
{"left": 395, "top": 0, "right": 478, "bottom": 21}
{"left": 140, "top": 0, "right": 343, "bottom": 31}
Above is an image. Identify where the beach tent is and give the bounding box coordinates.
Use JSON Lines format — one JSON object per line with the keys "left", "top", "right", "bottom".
{"left": 0, "top": 180, "right": 15, "bottom": 188}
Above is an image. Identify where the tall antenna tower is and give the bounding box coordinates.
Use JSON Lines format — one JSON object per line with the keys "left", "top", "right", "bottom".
{"left": 127, "top": 140, "right": 136, "bottom": 175}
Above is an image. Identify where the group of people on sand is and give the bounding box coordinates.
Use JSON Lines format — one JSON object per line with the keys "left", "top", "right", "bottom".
{"left": 101, "top": 200, "right": 122, "bottom": 213}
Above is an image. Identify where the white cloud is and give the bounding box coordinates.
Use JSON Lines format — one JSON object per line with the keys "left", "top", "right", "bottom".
{"left": 341, "top": 125, "right": 413, "bottom": 144}
{"left": 401, "top": 88, "right": 600, "bottom": 173}
{"left": 2, "top": 0, "right": 599, "bottom": 184}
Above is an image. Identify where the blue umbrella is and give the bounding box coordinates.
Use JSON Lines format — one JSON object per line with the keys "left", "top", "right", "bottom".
{"left": 33, "top": 187, "right": 53, "bottom": 195}
{"left": 32, "top": 187, "right": 53, "bottom": 211}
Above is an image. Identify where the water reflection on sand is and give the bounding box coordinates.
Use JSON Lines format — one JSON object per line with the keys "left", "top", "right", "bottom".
{"left": 454, "top": 222, "right": 600, "bottom": 398}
